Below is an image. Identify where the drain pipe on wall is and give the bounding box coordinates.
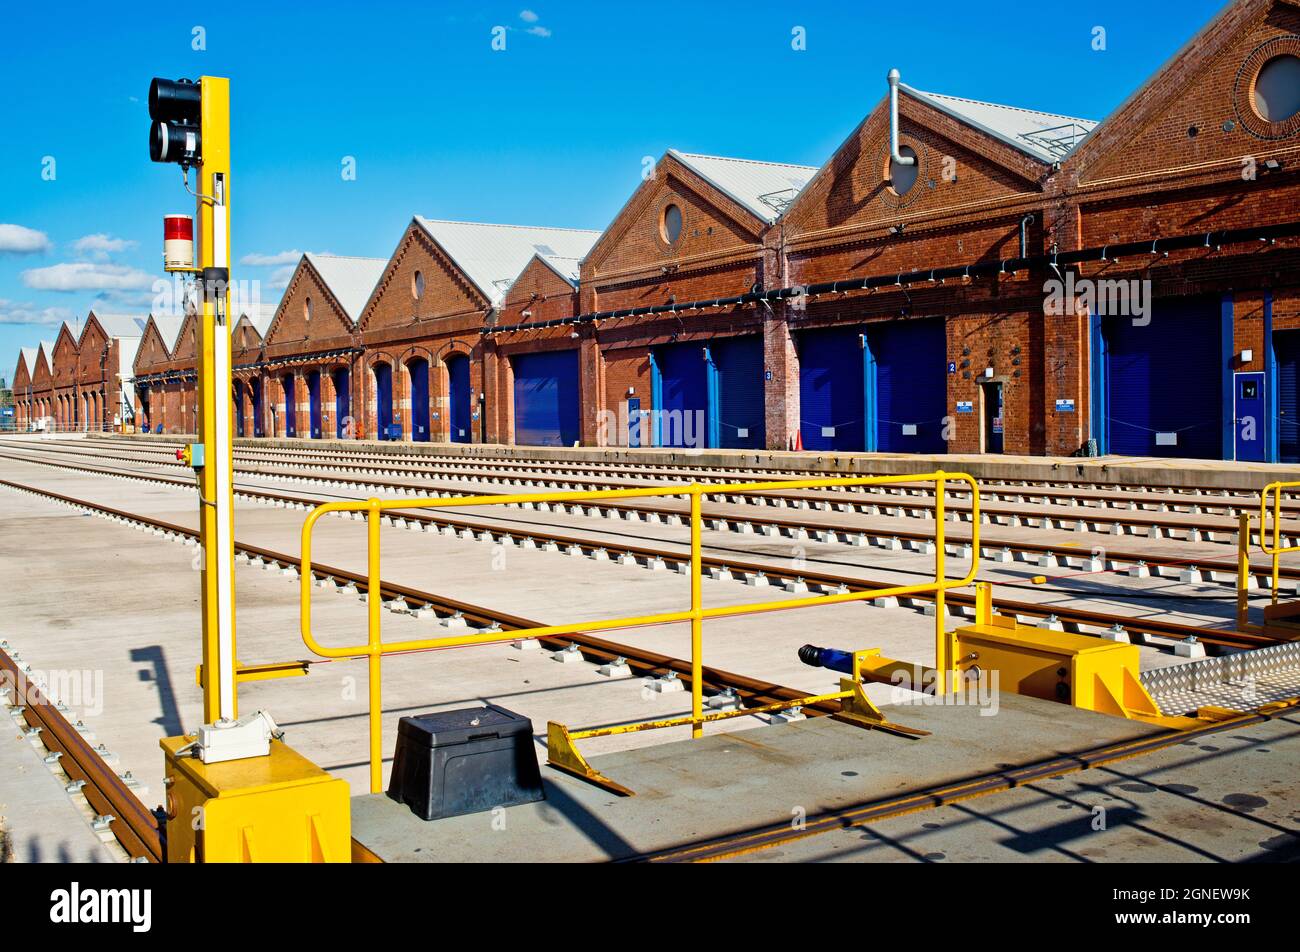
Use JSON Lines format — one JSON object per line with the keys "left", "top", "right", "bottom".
{"left": 888, "top": 69, "right": 915, "bottom": 166}
{"left": 1020, "top": 214, "right": 1036, "bottom": 259}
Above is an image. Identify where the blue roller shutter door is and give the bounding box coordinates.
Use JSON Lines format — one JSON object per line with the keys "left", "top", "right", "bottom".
{"left": 870, "top": 318, "right": 947, "bottom": 454}
{"left": 447, "top": 355, "right": 472, "bottom": 443}
{"left": 798, "top": 326, "right": 865, "bottom": 452}
{"left": 654, "top": 342, "right": 709, "bottom": 449}
{"left": 712, "top": 336, "right": 766, "bottom": 449}
{"left": 1276, "top": 331, "right": 1300, "bottom": 463}
{"left": 1105, "top": 297, "right": 1221, "bottom": 459}
{"left": 513, "top": 350, "right": 580, "bottom": 446}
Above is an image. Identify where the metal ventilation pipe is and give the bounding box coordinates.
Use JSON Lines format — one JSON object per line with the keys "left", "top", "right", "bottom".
{"left": 888, "top": 69, "right": 915, "bottom": 166}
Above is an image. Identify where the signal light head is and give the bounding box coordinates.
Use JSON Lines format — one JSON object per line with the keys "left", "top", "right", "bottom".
{"left": 147, "top": 77, "right": 202, "bottom": 166}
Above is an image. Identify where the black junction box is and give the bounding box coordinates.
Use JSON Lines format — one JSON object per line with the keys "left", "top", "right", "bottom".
{"left": 387, "top": 704, "right": 545, "bottom": 821}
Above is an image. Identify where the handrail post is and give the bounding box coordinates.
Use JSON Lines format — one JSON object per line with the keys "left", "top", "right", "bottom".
{"left": 934, "top": 472, "right": 949, "bottom": 696}
{"left": 1237, "top": 512, "right": 1250, "bottom": 628}
{"left": 690, "top": 487, "right": 703, "bottom": 739}
{"left": 367, "top": 499, "right": 383, "bottom": 794}
{"left": 1272, "top": 488, "right": 1282, "bottom": 606}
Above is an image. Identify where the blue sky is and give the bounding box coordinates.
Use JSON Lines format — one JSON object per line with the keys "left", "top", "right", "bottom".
{"left": 0, "top": 0, "right": 1226, "bottom": 380}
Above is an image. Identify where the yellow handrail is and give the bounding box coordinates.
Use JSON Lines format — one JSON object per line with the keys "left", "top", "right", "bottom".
{"left": 299, "top": 471, "right": 981, "bottom": 793}
{"left": 1259, "top": 480, "right": 1300, "bottom": 605}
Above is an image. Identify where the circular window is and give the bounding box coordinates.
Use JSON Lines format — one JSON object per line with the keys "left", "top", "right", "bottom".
{"left": 412, "top": 270, "right": 425, "bottom": 299}
{"left": 661, "top": 204, "right": 683, "bottom": 245}
{"left": 889, "top": 147, "right": 919, "bottom": 195}
{"left": 1254, "top": 54, "right": 1300, "bottom": 122}
{"left": 303, "top": 297, "right": 312, "bottom": 322}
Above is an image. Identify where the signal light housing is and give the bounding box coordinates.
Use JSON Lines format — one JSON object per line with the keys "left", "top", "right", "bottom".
{"left": 148, "top": 77, "right": 202, "bottom": 167}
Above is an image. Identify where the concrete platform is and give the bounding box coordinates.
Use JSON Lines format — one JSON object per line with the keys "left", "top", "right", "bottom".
{"left": 740, "top": 710, "right": 1300, "bottom": 863}
{"left": 350, "top": 693, "right": 1162, "bottom": 862}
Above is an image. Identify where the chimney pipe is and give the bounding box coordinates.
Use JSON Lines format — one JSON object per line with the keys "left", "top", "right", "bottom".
{"left": 888, "top": 69, "right": 915, "bottom": 166}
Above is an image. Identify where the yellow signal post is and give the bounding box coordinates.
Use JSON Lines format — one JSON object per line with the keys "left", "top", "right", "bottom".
{"left": 149, "top": 75, "right": 349, "bottom": 861}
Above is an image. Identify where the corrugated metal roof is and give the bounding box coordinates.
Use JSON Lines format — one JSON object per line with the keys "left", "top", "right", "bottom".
{"left": 116, "top": 336, "right": 143, "bottom": 375}
{"left": 413, "top": 219, "right": 601, "bottom": 305}
{"left": 90, "top": 312, "right": 150, "bottom": 339}
{"left": 18, "top": 347, "right": 37, "bottom": 377}
{"left": 669, "top": 150, "right": 820, "bottom": 222}
{"left": 902, "top": 85, "right": 1099, "bottom": 162}
{"left": 37, "top": 341, "right": 55, "bottom": 369}
{"left": 304, "top": 254, "right": 387, "bottom": 322}
{"left": 534, "top": 253, "right": 585, "bottom": 286}
{"left": 149, "top": 315, "right": 188, "bottom": 355}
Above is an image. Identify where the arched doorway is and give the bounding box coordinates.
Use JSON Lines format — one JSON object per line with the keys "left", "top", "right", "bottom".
{"left": 333, "top": 367, "right": 350, "bottom": 438}
{"left": 374, "top": 362, "right": 393, "bottom": 440}
{"left": 407, "top": 357, "right": 430, "bottom": 442}
{"left": 446, "top": 353, "right": 471, "bottom": 443}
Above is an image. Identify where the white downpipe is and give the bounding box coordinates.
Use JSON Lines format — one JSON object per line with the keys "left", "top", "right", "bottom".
{"left": 888, "top": 69, "right": 915, "bottom": 166}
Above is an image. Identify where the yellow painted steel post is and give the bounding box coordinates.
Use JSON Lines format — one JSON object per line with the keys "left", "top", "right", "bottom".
{"left": 196, "top": 76, "right": 237, "bottom": 724}
{"left": 367, "top": 499, "right": 384, "bottom": 793}
{"left": 1272, "top": 488, "right": 1281, "bottom": 605}
{"left": 1237, "top": 512, "right": 1250, "bottom": 628}
{"left": 690, "top": 488, "right": 703, "bottom": 739}
{"left": 934, "top": 472, "right": 949, "bottom": 696}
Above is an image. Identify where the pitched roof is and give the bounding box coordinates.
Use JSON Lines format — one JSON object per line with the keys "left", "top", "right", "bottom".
{"left": 89, "top": 312, "right": 150, "bottom": 339}
{"left": 36, "top": 340, "right": 55, "bottom": 371}
{"left": 17, "top": 347, "right": 37, "bottom": 378}
{"left": 150, "top": 315, "right": 188, "bottom": 355}
{"left": 413, "top": 219, "right": 601, "bottom": 306}
{"left": 237, "top": 302, "right": 278, "bottom": 338}
{"left": 669, "top": 150, "right": 820, "bottom": 222}
{"left": 533, "top": 252, "right": 585, "bottom": 287}
{"left": 304, "top": 254, "right": 386, "bottom": 322}
{"left": 902, "top": 85, "right": 1099, "bottom": 162}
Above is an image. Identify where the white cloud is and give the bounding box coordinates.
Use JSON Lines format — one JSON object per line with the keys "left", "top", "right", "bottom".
{"left": 241, "top": 249, "right": 304, "bottom": 267}
{"left": 266, "top": 265, "right": 297, "bottom": 291}
{"left": 526, "top": 25, "right": 552, "bottom": 37}
{"left": 519, "top": 9, "right": 539, "bottom": 22}
{"left": 71, "top": 233, "right": 137, "bottom": 260}
{"left": 0, "top": 298, "right": 71, "bottom": 326}
{"left": 21, "top": 262, "right": 154, "bottom": 293}
{"left": 0, "top": 224, "right": 51, "bottom": 255}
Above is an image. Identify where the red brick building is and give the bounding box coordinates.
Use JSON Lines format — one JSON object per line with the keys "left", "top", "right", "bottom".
{"left": 12, "top": 0, "right": 1299, "bottom": 460}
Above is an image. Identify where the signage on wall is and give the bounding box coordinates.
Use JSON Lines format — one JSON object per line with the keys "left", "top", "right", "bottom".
{"left": 955, "top": 401, "right": 973, "bottom": 413}
{"left": 765, "top": 370, "right": 773, "bottom": 381}
{"left": 948, "top": 362, "right": 957, "bottom": 374}
{"left": 1055, "top": 399, "right": 1076, "bottom": 412}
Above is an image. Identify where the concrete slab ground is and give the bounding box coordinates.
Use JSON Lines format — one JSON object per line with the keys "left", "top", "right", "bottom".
{"left": 0, "top": 709, "right": 117, "bottom": 863}
{"left": 734, "top": 710, "right": 1300, "bottom": 863}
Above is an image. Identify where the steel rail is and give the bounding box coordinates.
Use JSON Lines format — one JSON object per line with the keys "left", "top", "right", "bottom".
{"left": 3, "top": 445, "right": 1296, "bottom": 594}
{"left": 0, "top": 463, "right": 1275, "bottom": 652}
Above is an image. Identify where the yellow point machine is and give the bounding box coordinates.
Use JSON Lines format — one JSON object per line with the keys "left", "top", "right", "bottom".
{"left": 146, "top": 75, "right": 349, "bottom": 862}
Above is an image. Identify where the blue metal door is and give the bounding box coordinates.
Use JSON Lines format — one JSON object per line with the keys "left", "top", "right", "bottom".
{"left": 408, "top": 358, "right": 430, "bottom": 442}
{"left": 653, "top": 342, "right": 709, "bottom": 448}
{"left": 282, "top": 374, "right": 296, "bottom": 437}
{"left": 869, "top": 318, "right": 947, "bottom": 453}
{"left": 712, "top": 336, "right": 765, "bottom": 449}
{"left": 1105, "top": 296, "right": 1222, "bottom": 459}
{"left": 627, "top": 397, "right": 642, "bottom": 448}
{"left": 1277, "top": 330, "right": 1300, "bottom": 463}
{"left": 1234, "top": 372, "right": 1265, "bottom": 462}
{"left": 447, "top": 354, "right": 471, "bottom": 443}
{"left": 798, "top": 326, "right": 865, "bottom": 452}
{"left": 233, "top": 382, "right": 245, "bottom": 438}
{"left": 512, "top": 350, "right": 580, "bottom": 446}
{"left": 251, "top": 378, "right": 263, "bottom": 437}
{"left": 374, "top": 363, "right": 393, "bottom": 440}
{"left": 308, "top": 371, "right": 322, "bottom": 439}
{"left": 333, "top": 367, "right": 350, "bottom": 438}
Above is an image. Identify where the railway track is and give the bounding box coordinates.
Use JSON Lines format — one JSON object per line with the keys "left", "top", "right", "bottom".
{"left": 4, "top": 442, "right": 1298, "bottom": 600}
{"left": 80, "top": 434, "right": 1300, "bottom": 517}
{"left": 0, "top": 455, "right": 1279, "bottom": 653}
